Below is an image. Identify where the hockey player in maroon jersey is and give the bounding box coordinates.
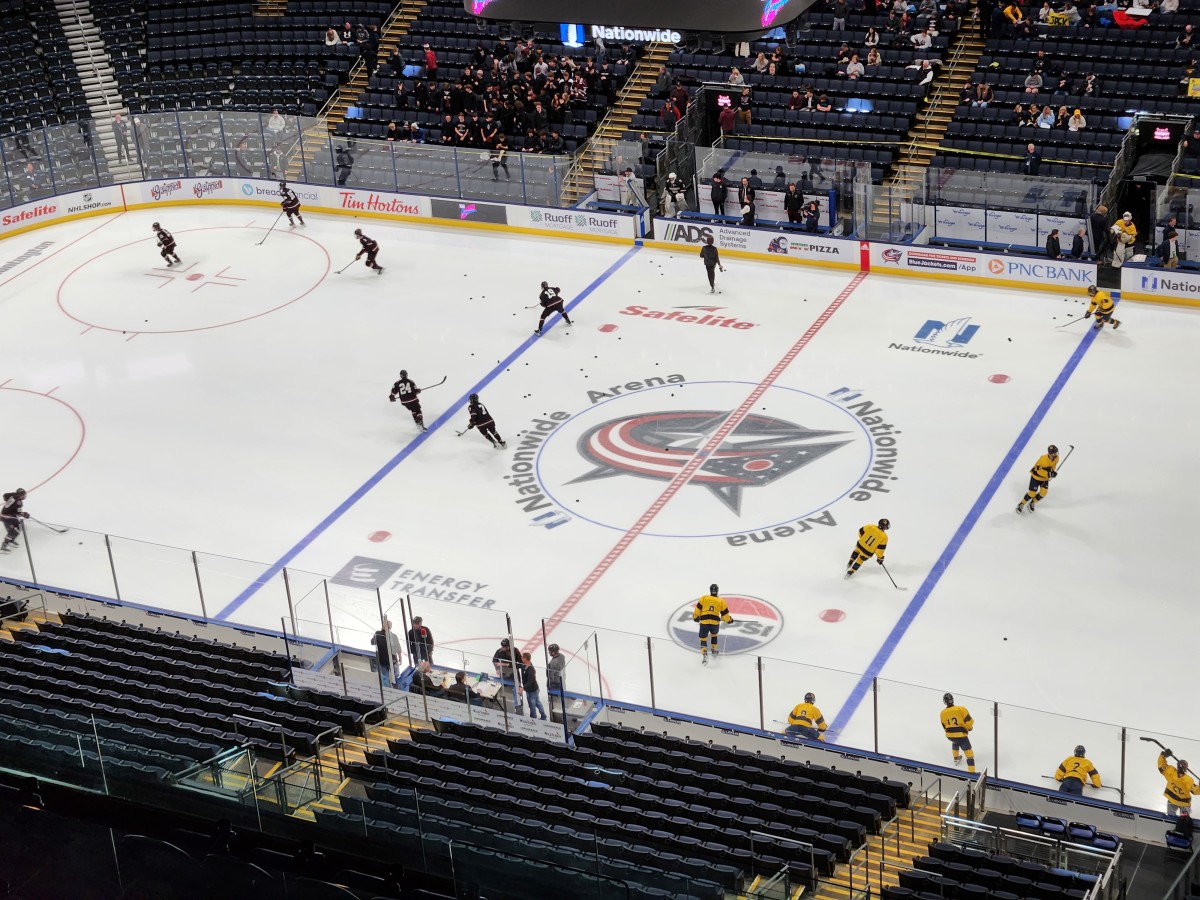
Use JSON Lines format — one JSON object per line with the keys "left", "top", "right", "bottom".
{"left": 354, "top": 228, "right": 384, "bottom": 272}
{"left": 152, "top": 222, "right": 181, "bottom": 266}
{"left": 534, "top": 281, "right": 572, "bottom": 334}
{"left": 389, "top": 370, "right": 425, "bottom": 431}
{"left": 463, "top": 394, "right": 506, "bottom": 448}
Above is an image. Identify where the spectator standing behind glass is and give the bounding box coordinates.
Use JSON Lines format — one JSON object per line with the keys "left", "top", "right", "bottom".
{"left": 1045, "top": 228, "right": 1063, "bottom": 259}
{"left": 112, "top": 113, "right": 131, "bottom": 162}
{"left": 520, "top": 652, "right": 548, "bottom": 720}
{"left": 735, "top": 87, "right": 753, "bottom": 125}
{"left": 1070, "top": 226, "right": 1087, "bottom": 259}
{"left": 663, "top": 172, "right": 686, "bottom": 217}
{"left": 371, "top": 619, "right": 403, "bottom": 688}
{"left": 406, "top": 616, "right": 435, "bottom": 664}
{"left": 546, "top": 643, "right": 565, "bottom": 700}
{"left": 771, "top": 166, "right": 788, "bottom": 191}
{"left": 738, "top": 177, "right": 756, "bottom": 226}
{"left": 802, "top": 200, "right": 821, "bottom": 233}
{"left": 1022, "top": 142, "right": 1041, "bottom": 176}
{"left": 1159, "top": 229, "right": 1180, "bottom": 268}
{"left": 784, "top": 183, "right": 804, "bottom": 223}
{"left": 747, "top": 168, "right": 763, "bottom": 191}
{"left": 709, "top": 170, "right": 728, "bottom": 216}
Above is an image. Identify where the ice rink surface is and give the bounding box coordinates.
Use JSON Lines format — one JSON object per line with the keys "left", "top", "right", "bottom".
{"left": 0, "top": 205, "right": 1196, "bottom": 810}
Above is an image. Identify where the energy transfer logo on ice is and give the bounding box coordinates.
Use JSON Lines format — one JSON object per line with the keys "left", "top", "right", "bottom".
{"left": 914, "top": 316, "right": 979, "bottom": 348}
{"left": 668, "top": 594, "right": 784, "bottom": 654}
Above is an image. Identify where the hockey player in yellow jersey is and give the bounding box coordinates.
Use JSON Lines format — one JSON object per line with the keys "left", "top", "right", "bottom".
{"left": 1055, "top": 745, "right": 1102, "bottom": 794}
{"left": 1016, "top": 444, "right": 1059, "bottom": 513}
{"left": 1158, "top": 752, "right": 1200, "bottom": 816}
{"left": 845, "top": 518, "right": 889, "bottom": 579}
{"left": 1084, "top": 285, "right": 1121, "bottom": 331}
{"left": 786, "top": 692, "right": 828, "bottom": 741}
{"left": 940, "top": 693, "right": 976, "bottom": 773}
{"left": 693, "top": 584, "right": 732, "bottom": 666}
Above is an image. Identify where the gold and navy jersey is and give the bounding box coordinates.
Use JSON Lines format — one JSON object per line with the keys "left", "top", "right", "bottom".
{"left": 1029, "top": 454, "right": 1058, "bottom": 483}
{"left": 1057, "top": 755, "right": 1102, "bottom": 787}
{"left": 1088, "top": 291, "right": 1115, "bottom": 316}
{"left": 855, "top": 524, "right": 888, "bottom": 559}
{"left": 1159, "top": 754, "right": 1200, "bottom": 805}
{"left": 693, "top": 594, "right": 732, "bottom": 625}
{"left": 788, "top": 703, "right": 827, "bottom": 732}
{"left": 940, "top": 705, "right": 973, "bottom": 739}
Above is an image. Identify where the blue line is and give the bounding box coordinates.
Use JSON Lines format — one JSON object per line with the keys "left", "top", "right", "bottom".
{"left": 213, "top": 244, "right": 643, "bottom": 621}
{"left": 826, "top": 316, "right": 1105, "bottom": 741}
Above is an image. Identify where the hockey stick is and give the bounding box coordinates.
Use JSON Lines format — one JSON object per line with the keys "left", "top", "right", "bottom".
{"left": 880, "top": 561, "right": 908, "bottom": 591}
{"left": 455, "top": 425, "right": 474, "bottom": 437}
{"left": 1055, "top": 444, "right": 1076, "bottom": 473}
{"left": 1140, "top": 736, "right": 1197, "bottom": 778}
{"left": 30, "top": 516, "right": 68, "bottom": 534}
{"left": 1038, "top": 775, "right": 1120, "bottom": 793}
{"left": 1055, "top": 315, "right": 1088, "bottom": 328}
{"left": 256, "top": 210, "right": 286, "bottom": 246}
{"left": 419, "top": 377, "right": 447, "bottom": 391}
{"left": 335, "top": 257, "right": 358, "bottom": 275}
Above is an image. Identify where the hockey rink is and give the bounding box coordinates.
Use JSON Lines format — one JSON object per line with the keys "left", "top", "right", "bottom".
{"left": 0, "top": 204, "right": 1196, "bottom": 811}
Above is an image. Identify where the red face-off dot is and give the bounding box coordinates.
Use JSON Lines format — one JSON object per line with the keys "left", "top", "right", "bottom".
{"left": 186, "top": 273, "right": 205, "bottom": 281}
{"left": 598, "top": 324, "right": 618, "bottom": 332}
{"left": 819, "top": 609, "right": 846, "bottom": 623}
{"left": 368, "top": 531, "right": 391, "bottom": 543}
{"left": 988, "top": 374, "right": 1011, "bottom": 383}
{"left": 743, "top": 459, "right": 773, "bottom": 472}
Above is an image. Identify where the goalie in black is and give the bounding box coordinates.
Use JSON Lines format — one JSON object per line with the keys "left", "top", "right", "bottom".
{"left": 463, "top": 394, "right": 505, "bottom": 448}
{"left": 535, "top": 281, "right": 572, "bottom": 335}
{"left": 280, "top": 181, "right": 305, "bottom": 226}
{"left": 389, "top": 370, "right": 426, "bottom": 431}
{"left": 152, "top": 222, "right": 181, "bottom": 266}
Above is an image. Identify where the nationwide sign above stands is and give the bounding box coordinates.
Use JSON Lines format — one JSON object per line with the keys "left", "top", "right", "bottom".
{"left": 463, "top": 0, "right": 819, "bottom": 35}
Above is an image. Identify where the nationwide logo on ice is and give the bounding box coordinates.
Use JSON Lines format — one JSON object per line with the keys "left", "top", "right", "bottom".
{"left": 914, "top": 316, "right": 979, "bottom": 348}
{"left": 888, "top": 317, "right": 981, "bottom": 359}
{"left": 668, "top": 594, "right": 783, "bottom": 654}
{"left": 570, "top": 410, "right": 853, "bottom": 514}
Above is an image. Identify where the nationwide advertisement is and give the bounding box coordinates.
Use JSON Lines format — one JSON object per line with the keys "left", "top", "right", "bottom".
{"left": 518, "top": 206, "right": 636, "bottom": 239}
{"left": 1121, "top": 267, "right": 1200, "bottom": 305}
{"left": 655, "top": 218, "right": 858, "bottom": 267}
{"left": 872, "top": 242, "right": 1096, "bottom": 291}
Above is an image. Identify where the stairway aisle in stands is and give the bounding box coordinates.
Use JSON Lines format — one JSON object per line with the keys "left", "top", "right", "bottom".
{"left": 869, "top": 15, "right": 985, "bottom": 238}
{"left": 811, "top": 797, "right": 945, "bottom": 899}
{"left": 559, "top": 42, "right": 674, "bottom": 206}
{"left": 53, "top": 0, "right": 140, "bottom": 182}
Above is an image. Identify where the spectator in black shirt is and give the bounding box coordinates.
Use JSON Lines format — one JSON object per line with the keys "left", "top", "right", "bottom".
{"left": 784, "top": 183, "right": 804, "bottom": 222}
{"left": 1070, "top": 227, "right": 1087, "bottom": 259}
{"left": 748, "top": 168, "right": 764, "bottom": 191}
{"left": 493, "top": 638, "right": 518, "bottom": 680}
{"left": 710, "top": 170, "right": 728, "bottom": 216}
{"left": 446, "top": 671, "right": 482, "bottom": 706}
{"left": 1045, "top": 228, "right": 1063, "bottom": 258}
{"left": 738, "top": 177, "right": 756, "bottom": 226}
{"left": 407, "top": 616, "right": 435, "bottom": 664}
{"left": 410, "top": 661, "right": 446, "bottom": 698}
{"left": 802, "top": 200, "right": 821, "bottom": 232}
{"left": 1022, "top": 142, "right": 1041, "bottom": 176}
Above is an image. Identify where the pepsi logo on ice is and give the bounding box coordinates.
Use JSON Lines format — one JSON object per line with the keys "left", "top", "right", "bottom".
{"left": 668, "top": 594, "right": 784, "bottom": 654}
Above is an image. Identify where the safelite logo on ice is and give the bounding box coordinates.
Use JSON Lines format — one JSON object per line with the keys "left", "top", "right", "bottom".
{"left": 619, "top": 305, "right": 758, "bottom": 329}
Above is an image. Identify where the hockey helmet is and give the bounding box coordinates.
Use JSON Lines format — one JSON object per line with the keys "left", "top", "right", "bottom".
{"left": 1075, "top": 745, "right": 1086, "bottom": 757}
{"left": 152, "top": 222, "right": 160, "bottom": 230}
{"left": 943, "top": 693, "right": 955, "bottom": 706}
{"left": 1048, "top": 444, "right": 1059, "bottom": 456}
{"left": 548, "top": 644, "right": 560, "bottom": 654}
{"left": 709, "top": 583, "right": 719, "bottom": 595}
{"left": 354, "top": 228, "right": 363, "bottom": 236}
{"left": 540, "top": 280, "right": 549, "bottom": 289}
{"left": 399, "top": 370, "right": 407, "bottom": 378}
{"left": 279, "top": 181, "right": 287, "bottom": 189}
{"left": 1087, "top": 285, "right": 1098, "bottom": 295}
{"left": 469, "top": 393, "right": 480, "bottom": 404}
{"left": 804, "top": 692, "right": 816, "bottom": 704}
{"left": 878, "top": 518, "right": 890, "bottom": 530}
{"left": 13, "top": 488, "right": 26, "bottom": 499}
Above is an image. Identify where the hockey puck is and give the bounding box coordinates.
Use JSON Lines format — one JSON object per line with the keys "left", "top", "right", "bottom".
{"left": 1007, "top": 338, "right": 1012, "bottom": 341}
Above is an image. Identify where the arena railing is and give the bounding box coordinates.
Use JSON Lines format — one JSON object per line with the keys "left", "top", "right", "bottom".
{"left": 0, "top": 110, "right": 574, "bottom": 211}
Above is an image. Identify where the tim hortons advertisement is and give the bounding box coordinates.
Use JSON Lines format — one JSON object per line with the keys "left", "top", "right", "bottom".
{"left": 872, "top": 242, "right": 1096, "bottom": 290}
{"left": 318, "top": 186, "right": 429, "bottom": 218}
{"left": 656, "top": 218, "right": 858, "bottom": 266}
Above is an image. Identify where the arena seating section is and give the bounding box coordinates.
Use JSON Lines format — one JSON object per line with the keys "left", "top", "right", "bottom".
{"left": 883, "top": 839, "right": 1104, "bottom": 899}
{"left": 325, "top": 718, "right": 909, "bottom": 897}
{"left": 333, "top": 1, "right": 633, "bottom": 152}
{"left": 0, "top": 611, "right": 381, "bottom": 788}
{"left": 630, "top": 13, "right": 959, "bottom": 183}
{"left": 940, "top": 14, "right": 1200, "bottom": 178}
{"left": 91, "top": 0, "right": 396, "bottom": 116}
{"left": 0, "top": 1, "right": 89, "bottom": 133}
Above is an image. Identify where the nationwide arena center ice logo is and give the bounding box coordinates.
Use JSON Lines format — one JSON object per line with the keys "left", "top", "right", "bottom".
{"left": 569, "top": 410, "right": 854, "bottom": 514}
{"left": 668, "top": 593, "right": 783, "bottom": 654}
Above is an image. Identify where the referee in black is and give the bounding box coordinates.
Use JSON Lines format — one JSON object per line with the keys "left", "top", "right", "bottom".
{"left": 699, "top": 236, "right": 724, "bottom": 293}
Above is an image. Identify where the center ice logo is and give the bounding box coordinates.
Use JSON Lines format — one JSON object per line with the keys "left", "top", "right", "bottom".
{"left": 668, "top": 594, "right": 783, "bottom": 654}
{"left": 913, "top": 316, "right": 979, "bottom": 349}
{"left": 568, "top": 410, "right": 853, "bottom": 514}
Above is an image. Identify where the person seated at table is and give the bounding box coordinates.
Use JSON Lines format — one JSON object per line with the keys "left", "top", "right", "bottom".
{"left": 446, "top": 670, "right": 483, "bottom": 706}
{"left": 409, "top": 661, "right": 446, "bottom": 698}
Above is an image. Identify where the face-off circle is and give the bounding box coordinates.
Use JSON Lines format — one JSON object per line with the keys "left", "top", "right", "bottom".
{"left": 0, "top": 388, "right": 86, "bottom": 491}
{"left": 536, "top": 382, "right": 873, "bottom": 538}
{"left": 56, "top": 226, "right": 331, "bottom": 334}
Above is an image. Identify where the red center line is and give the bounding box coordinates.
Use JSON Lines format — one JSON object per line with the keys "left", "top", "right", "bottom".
{"left": 523, "top": 271, "right": 869, "bottom": 654}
